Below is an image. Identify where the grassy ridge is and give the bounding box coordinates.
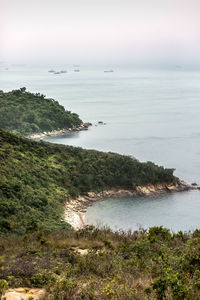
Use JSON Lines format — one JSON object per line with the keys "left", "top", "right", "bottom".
{"left": 0, "top": 129, "right": 176, "bottom": 235}
{"left": 0, "top": 88, "right": 82, "bottom": 135}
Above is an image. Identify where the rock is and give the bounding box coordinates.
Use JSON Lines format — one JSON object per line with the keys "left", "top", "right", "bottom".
{"left": 191, "top": 182, "right": 198, "bottom": 186}
{"left": 98, "top": 121, "right": 103, "bottom": 124}
{"left": 65, "top": 182, "right": 192, "bottom": 230}
{"left": 5, "top": 288, "right": 45, "bottom": 300}
{"left": 71, "top": 247, "right": 89, "bottom": 255}
{"left": 82, "top": 122, "right": 92, "bottom": 128}
{"left": 165, "top": 185, "right": 172, "bottom": 192}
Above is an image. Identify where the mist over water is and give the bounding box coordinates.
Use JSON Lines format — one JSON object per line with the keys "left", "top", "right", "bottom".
{"left": 1, "top": 66, "right": 200, "bottom": 231}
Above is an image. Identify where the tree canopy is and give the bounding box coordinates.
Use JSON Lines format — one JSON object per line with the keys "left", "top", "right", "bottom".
{"left": 0, "top": 89, "right": 82, "bottom": 135}
{"left": 0, "top": 129, "right": 176, "bottom": 235}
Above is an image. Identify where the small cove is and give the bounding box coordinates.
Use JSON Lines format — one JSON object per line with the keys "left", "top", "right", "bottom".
{"left": 85, "top": 190, "right": 200, "bottom": 232}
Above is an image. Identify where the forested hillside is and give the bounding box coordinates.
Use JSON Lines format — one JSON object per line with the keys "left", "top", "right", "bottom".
{"left": 0, "top": 129, "right": 176, "bottom": 235}
{"left": 0, "top": 88, "right": 82, "bottom": 135}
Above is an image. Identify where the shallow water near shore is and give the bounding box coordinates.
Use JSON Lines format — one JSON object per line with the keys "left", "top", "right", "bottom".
{"left": 1, "top": 66, "right": 200, "bottom": 231}
{"left": 85, "top": 190, "right": 200, "bottom": 232}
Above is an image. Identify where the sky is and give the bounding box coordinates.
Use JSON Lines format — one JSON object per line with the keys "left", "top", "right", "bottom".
{"left": 1, "top": 0, "right": 200, "bottom": 67}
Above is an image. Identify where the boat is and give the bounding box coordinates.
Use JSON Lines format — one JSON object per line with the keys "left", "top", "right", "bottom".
{"left": 73, "top": 64, "right": 80, "bottom": 72}
{"left": 104, "top": 69, "right": 114, "bottom": 73}
{"left": 48, "top": 70, "right": 55, "bottom": 73}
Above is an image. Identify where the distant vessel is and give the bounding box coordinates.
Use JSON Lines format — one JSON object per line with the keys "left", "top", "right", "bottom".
{"left": 104, "top": 69, "right": 114, "bottom": 73}
{"left": 51, "top": 70, "right": 67, "bottom": 74}
{"left": 73, "top": 64, "right": 80, "bottom": 72}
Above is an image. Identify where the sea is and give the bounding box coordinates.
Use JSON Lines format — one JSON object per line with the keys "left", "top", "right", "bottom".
{"left": 1, "top": 66, "right": 200, "bottom": 232}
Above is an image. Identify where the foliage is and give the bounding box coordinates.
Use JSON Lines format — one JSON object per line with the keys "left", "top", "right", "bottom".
{"left": 0, "top": 89, "right": 194, "bottom": 299}
{"left": 0, "top": 129, "right": 176, "bottom": 235}
{"left": 0, "top": 227, "right": 200, "bottom": 299}
{"left": 0, "top": 88, "right": 82, "bottom": 135}
{"left": 0, "top": 279, "right": 8, "bottom": 299}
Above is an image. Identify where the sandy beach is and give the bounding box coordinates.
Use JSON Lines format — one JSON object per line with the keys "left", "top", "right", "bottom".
{"left": 65, "top": 181, "right": 193, "bottom": 230}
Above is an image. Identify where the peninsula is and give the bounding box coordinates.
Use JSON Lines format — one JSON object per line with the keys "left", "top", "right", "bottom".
{"left": 0, "top": 128, "right": 179, "bottom": 235}
{"left": 0, "top": 88, "right": 90, "bottom": 137}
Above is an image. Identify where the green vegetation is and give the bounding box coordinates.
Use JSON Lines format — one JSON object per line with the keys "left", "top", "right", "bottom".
{"left": 0, "top": 88, "right": 82, "bottom": 135}
{"left": 0, "top": 126, "right": 198, "bottom": 299}
{"left": 1, "top": 226, "right": 200, "bottom": 299}
{"left": 0, "top": 129, "right": 175, "bottom": 235}
{"left": 1, "top": 90, "right": 198, "bottom": 299}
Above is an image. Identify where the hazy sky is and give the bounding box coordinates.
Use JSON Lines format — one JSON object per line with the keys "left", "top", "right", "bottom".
{"left": 1, "top": 0, "right": 200, "bottom": 66}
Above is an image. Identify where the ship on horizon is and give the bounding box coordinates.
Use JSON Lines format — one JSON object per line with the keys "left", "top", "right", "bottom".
{"left": 73, "top": 64, "right": 80, "bottom": 72}
{"left": 104, "top": 69, "right": 114, "bottom": 73}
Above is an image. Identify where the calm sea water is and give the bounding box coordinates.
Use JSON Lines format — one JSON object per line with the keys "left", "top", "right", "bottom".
{"left": 1, "top": 66, "right": 200, "bottom": 231}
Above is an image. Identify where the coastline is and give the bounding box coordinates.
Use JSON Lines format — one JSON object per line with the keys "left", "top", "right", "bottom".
{"left": 26, "top": 122, "right": 92, "bottom": 140}
{"left": 65, "top": 180, "right": 195, "bottom": 230}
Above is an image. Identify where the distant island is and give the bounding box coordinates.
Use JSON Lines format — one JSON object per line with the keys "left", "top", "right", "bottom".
{"left": 0, "top": 88, "right": 85, "bottom": 136}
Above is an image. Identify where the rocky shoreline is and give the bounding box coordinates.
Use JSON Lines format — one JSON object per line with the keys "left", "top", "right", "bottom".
{"left": 65, "top": 180, "right": 196, "bottom": 230}
{"left": 26, "top": 122, "right": 92, "bottom": 140}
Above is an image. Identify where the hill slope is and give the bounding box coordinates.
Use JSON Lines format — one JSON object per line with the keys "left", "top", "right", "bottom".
{"left": 0, "top": 129, "right": 176, "bottom": 235}
{"left": 0, "top": 88, "right": 82, "bottom": 135}
{"left": 1, "top": 227, "right": 200, "bottom": 299}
